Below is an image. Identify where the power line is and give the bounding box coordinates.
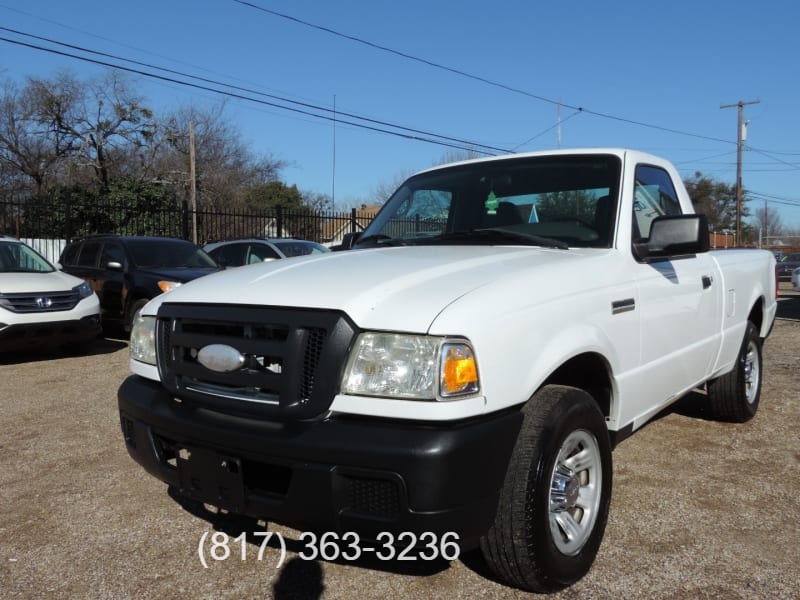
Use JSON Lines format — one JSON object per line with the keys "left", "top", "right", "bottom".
{"left": 749, "top": 191, "right": 800, "bottom": 208}
{"left": 3, "top": 16, "right": 800, "bottom": 203}
{"left": 232, "top": 0, "right": 738, "bottom": 146}
{"left": 0, "top": 29, "right": 511, "bottom": 156}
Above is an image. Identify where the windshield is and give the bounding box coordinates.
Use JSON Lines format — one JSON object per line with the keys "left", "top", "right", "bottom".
{"left": 0, "top": 241, "right": 55, "bottom": 273}
{"left": 126, "top": 240, "right": 219, "bottom": 269}
{"left": 359, "top": 154, "right": 621, "bottom": 249}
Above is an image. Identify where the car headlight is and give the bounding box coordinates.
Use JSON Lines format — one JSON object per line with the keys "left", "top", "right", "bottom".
{"left": 341, "top": 333, "right": 479, "bottom": 400}
{"left": 130, "top": 315, "right": 157, "bottom": 365}
{"left": 158, "top": 280, "right": 182, "bottom": 293}
{"left": 73, "top": 281, "right": 94, "bottom": 299}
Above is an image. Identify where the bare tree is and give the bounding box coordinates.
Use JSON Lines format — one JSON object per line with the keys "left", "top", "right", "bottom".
{"left": 368, "top": 149, "right": 484, "bottom": 207}
{"left": 0, "top": 78, "right": 76, "bottom": 194}
{"left": 154, "top": 103, "right": 286, "bottom": 209}
{"left": 302, "top": 190, "right": 333, "bottom": 212}
{"left": 28, "top": 70, "right": 155, "bottom": 190}
{"left": 753, "top": 205, "right": 785, "bottom": 241}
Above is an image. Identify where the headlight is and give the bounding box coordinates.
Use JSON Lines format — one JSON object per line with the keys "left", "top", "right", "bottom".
{"left": 73, "top": 281, "right": 94, "bottom": 299}
{"left": 341, "top": 333, "right": 479, "bottom": 400}
{"left": 158, "top": 281, "right": 182, "bottom": 293}
{"left": 130, "top": 315, "right": 157, "bottom": 365}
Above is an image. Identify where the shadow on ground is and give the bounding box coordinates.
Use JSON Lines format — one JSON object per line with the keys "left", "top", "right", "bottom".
{"left": 0, "top": 336, "right": 126, "bottom": 365}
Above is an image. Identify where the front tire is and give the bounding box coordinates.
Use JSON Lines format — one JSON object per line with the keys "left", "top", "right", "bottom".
{"left": 480, "top": 385, "right": 612, "bottom": 593}
{"left": 707, "top": 321, "right": 762, "bottom": 422}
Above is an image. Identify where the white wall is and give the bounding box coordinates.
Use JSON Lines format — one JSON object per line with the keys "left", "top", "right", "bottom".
{"left": 23, "top": 238, "right": 66, "bottom": 264}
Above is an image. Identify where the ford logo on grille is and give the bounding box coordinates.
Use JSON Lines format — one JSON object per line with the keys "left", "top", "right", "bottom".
{"left": 197, "top": 344, "right": 246, "bottom": 373}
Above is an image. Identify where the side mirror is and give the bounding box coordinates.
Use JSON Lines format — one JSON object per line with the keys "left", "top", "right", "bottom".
{"left": 633, "top": 214, "right": 709, "bottom": 262}
{"left": 336, "top": 232, "right": 362, "bottom": 251}
{"left": 107, "top": 261, "right": 124, "bottom": 271}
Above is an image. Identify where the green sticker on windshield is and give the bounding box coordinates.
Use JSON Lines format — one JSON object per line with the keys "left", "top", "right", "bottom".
{"left": 485, "top": 190, "right": 499, "bottom": 215}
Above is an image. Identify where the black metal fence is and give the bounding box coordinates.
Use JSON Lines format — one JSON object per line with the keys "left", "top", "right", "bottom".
{"left": 0, "top": 196, "right": 376, "bottom": 246}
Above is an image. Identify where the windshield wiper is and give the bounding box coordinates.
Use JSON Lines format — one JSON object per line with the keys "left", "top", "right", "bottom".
{"left": 356, "top": 234, "right": 409, "bottom": 247}
{"left": 435, "top": 228, "right": 568, "bottom": 249}
{"left": 1, "top": 268, "right": 50, "bottom": 273}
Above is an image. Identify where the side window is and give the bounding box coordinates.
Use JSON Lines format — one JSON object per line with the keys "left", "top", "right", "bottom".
{"left": 76, "top": 241, "right": 102, "bottom": 267}
{"left": 101, "top": 243, "right": 126, "bottom": 267}
{"left": 60, "top": 243, "right": 81, "bottom": 266}
{"left": 633, "top": 164, "right": 682, "bottom": 241}
{"left": 248, "top": 244, "right": 280, "bottom": 262}
{"left": 210, "top": 243, "right": 245, "bottom": 267}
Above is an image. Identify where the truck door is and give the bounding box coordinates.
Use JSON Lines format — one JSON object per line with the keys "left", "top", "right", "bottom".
{"left": 631, "top": 165, "right": 722, "bottom": 406}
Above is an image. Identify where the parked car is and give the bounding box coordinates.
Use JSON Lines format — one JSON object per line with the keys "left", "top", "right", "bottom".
{"left": 59, "top": 235, "right": 220, "bottom": 331}
{"left": 792, "top": 266, "right": 800, "bottom": 291}
{"left": 203, "top": 238, "right": 330, "bottom": 267}
{"left": 0, "top": 234, "right": 100, "bottom": 353}
{"left": 776, "top": 252, "right": 800, "bottom": 281}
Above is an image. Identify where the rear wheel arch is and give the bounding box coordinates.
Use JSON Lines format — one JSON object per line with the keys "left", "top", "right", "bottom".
{"left": 748, "top": 298, "right": 764, "bottom": 335}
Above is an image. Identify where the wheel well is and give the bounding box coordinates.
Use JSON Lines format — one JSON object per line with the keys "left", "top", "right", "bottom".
{"left": 748, "top": 298, "right": 764, "bottom": 333}
{"left": 542, "top": 353, "right": 612, "bottom": 418}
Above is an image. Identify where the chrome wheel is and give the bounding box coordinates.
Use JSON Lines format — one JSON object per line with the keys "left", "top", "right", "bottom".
{"left": 549, "top": 429, "right": 602, "bottom": 556}
{"left": 743, "top": 339, "right": 760, "bottom": 405}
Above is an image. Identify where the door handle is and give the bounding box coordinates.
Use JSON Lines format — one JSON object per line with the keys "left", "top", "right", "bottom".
{"left": 702, "top": 275, "right": 713, "bottom": 289}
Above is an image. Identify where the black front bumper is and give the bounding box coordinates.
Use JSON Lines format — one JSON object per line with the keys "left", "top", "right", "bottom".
{"left": 118, "top": 375, "right": 522, "bottom": 549}
{"left": 0, "top": 315, "right": 101, "bottom": 352}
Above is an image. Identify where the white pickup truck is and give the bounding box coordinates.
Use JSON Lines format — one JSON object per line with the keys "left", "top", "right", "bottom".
{"left": 119, "top": 149, "right": 777, "bottom": 593}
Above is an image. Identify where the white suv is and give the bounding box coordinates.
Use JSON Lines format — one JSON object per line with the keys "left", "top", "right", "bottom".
{"left": 0, "top": 235, "right": 101, "bottom": 353}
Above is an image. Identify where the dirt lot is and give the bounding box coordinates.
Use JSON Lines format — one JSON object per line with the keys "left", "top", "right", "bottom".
{"left": 1, "top": 288, "right": 799, "bottom": 599}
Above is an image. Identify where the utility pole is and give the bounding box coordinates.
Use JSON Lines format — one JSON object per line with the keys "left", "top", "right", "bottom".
{"left": 720, "top": 99, "right": 759, "bottom": 246}
{"left": 189, "top": 122, "right": 197, "bottom": 244}
{"left": 332, "top": 95, "right": 336, "bottom": 212}
{"left": 557, "top": 100, "right": 562, "bottom": 148}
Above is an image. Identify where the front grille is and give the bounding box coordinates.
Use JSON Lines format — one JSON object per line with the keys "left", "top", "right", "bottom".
{"left": 0, "top": 290, "right": 80, "bottom": 313}
{"left": 156, "top": 303, "right": 357, "bottom": 420}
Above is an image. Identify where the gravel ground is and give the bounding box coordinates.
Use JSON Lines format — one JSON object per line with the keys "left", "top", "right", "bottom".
{"left": 1, "top": 288, "right": 798, "bottom": 599}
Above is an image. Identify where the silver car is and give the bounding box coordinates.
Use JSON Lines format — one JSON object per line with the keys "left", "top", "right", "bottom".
{"left": 203, "top": 238, "right": 330, "bottom": 268}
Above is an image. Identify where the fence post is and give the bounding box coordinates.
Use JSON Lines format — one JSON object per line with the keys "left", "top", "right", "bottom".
{"left": 276, "top": 206, "right": 283, "bottom": 238}
{"left": 65, "top": 189, "right": 72, "bottom": 243}
{"left": 350, "top": 208, "right": 357, "bottom": 233}
{"left": 181, "top": 200, "right": 190, "bottom": 240}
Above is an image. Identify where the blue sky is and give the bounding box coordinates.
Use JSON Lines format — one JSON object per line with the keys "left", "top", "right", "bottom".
{"left": 2, "top": 0, "right": 799, "bottom": 230}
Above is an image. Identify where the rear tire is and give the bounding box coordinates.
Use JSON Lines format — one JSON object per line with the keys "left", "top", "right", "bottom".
{"left": 707, "top": 321, "right": 762, "bottom": 422}
{"left": 480, "top": 385, "right": 612, "bottom": 593}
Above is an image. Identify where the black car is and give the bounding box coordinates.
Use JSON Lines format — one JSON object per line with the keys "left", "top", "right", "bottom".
{"left": 59, "top": 235, "right": 220, "bottom": 331}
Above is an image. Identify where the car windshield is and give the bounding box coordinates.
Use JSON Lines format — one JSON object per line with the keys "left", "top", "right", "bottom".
{"left": 126, "top": 240, "right": 218, "bottom": 268}
{"left": 0, "top": 241, "right": 55, "bottom": 273}
{"left": 358, "top": 154, "right": 621, "bottom": 249}
{"left": 273, "top": 240, "right": 330, "bottom": 257}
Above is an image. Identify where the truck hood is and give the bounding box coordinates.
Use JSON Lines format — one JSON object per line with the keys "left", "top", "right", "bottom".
{"left": 149, "top": 246, "right": 584, "bottom": 332}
